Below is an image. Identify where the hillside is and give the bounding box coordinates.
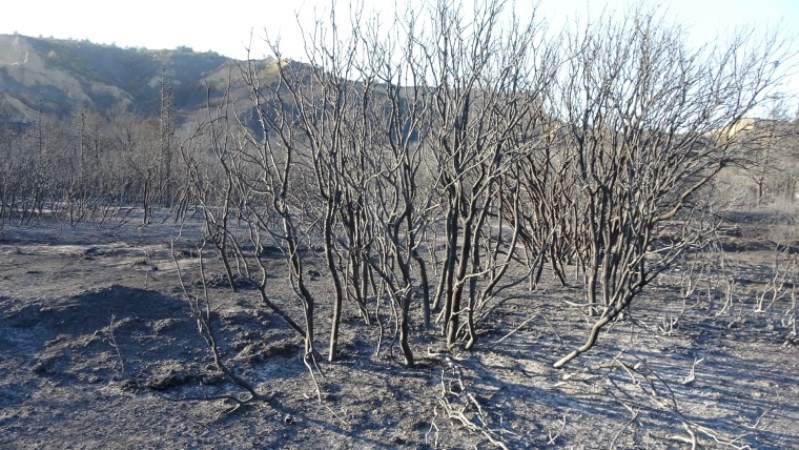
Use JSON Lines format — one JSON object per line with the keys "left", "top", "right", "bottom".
{"left": 0, "top": 34, "right": 234, "bottom": 120}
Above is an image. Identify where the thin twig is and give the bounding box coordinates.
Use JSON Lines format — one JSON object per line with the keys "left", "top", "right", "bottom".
{"left": 105, "top": 314, "right": 125, "bottom": 376}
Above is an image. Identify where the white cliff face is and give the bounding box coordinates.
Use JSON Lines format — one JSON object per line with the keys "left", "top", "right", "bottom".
{"left": 0, "top": 34, "right": 29, "bottom": 65}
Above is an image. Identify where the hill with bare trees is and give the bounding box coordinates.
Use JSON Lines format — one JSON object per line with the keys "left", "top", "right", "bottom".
{"left": 1, "top": 3, "right": 799, "bottom": 447}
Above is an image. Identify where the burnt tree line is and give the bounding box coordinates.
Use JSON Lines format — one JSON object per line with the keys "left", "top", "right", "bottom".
{"left": 179, "top": 0, "right": 789, "bottom": 368}
{"left": 0, "top": 69, "right": 183, "bottom": 227}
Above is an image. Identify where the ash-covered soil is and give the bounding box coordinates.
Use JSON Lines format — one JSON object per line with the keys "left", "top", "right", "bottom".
{"left": 1, "top": 218, "right": 798, "bottom": 449}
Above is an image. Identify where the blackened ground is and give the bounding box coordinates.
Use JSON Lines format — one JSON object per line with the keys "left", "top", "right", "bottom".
{"left": 0, "top": 218, "right": 798, "bottom": 449}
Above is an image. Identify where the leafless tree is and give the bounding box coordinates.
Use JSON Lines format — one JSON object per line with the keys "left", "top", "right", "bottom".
{"left": 730, "top": 98, "right": 799, "bottom": 205}
{"left": 159, "top": 67, "right": 177, "bottom": 208}
{"left": 418, "top": 0, "right": 560, "bottom": 349}
{"left": 550, "top": 8, "right": 789, "bottom": 368}
{"left": 174, "top": 1, "right": 792, "bottom": 374}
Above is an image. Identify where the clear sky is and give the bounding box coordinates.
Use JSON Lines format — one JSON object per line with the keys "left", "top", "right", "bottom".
{"left": 2, "top": 0, "right": 798, "bottom": 101}
{"left": 2, "top": 0, "right": 796, "bottom": 60}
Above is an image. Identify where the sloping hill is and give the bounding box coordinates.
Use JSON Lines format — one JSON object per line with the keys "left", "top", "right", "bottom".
{"left": 0, "top": 33, "right": 233, "bottom": 120}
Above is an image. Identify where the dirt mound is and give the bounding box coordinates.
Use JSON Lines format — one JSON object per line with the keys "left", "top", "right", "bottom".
{"left": 1, "top": 286, "right": 210, "bottom": 388}
{"left": 6, "top": 285, "right": 185, "bottom": 334}
{"left": 1, "top": 284, "right": 305, "bottom": 397}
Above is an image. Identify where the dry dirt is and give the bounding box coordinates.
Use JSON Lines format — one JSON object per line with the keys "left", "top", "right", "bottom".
{"left": 1, "top": 214, "right": 798, "bottom": 449}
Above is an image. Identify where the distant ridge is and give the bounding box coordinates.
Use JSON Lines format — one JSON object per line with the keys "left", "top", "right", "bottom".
{"left": 0, "top": 33, "right": 236, "bottom": 120}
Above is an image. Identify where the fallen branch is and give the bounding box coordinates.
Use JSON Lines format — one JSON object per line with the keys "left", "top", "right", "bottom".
{"left": 433, "top": 367, "right": 511, "bottom": 450}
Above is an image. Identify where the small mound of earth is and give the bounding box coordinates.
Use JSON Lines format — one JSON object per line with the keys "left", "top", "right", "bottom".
{"left": 2, "top": 285, "right": 205, "bottom": 388}
{"left": 6, "top": 285, "right": 186, "bottom": 335}
{"left": 2, "top": 285, "right": 301, "bottom": 396}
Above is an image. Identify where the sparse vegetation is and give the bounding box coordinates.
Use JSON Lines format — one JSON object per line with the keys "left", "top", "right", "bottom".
{"left": 1, "top": 1, "right": 798, "bottom": 448}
